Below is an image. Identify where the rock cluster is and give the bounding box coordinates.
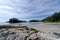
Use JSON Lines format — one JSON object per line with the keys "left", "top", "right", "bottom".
{"left": 0, "top": 25, "right": 59, "bottom": 40}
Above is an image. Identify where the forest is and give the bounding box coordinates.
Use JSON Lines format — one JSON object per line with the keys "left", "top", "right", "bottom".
{"left": 42, "top": 12, "right": 60, "bottom": 22}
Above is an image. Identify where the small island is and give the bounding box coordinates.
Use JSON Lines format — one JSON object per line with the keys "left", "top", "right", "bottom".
{"left": 29, "top": 20, "right": 41, "bottom": 22}
{"left": 7, "top": 18, "right": 27, "bottom": 23}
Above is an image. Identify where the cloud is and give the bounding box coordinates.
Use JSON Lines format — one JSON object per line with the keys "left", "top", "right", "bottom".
{"left": 0, "top": 5, "right": 13, "bottom": 9}
{"left": 0, "top": 0, "right": 60, "bottom": 22}
{"left": 0, "top": 0, "right": 8, "bottom": 2}
{"left": 19, "top": 0, "right": 60, "bottom": 18}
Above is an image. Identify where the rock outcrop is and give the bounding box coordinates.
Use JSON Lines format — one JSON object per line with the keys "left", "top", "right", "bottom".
{"left": 0, "top": 25, "right": 59, "bottom": 40}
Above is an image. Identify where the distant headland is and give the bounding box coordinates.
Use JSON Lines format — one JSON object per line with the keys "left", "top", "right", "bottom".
{"left": 42, "top": 12, "right": 60, "bottom": 22}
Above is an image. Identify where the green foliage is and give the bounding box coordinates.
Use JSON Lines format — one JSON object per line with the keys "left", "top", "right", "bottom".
{"left": 29, "top": 20, "right": 40, "bottom": 22}
{"left": 42, "top": 12, "right": 60, "bottom": 22}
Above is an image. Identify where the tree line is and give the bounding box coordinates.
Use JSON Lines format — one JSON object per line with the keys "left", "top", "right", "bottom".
{"left": 42, "top": 12, "right": 60, "bottom": 22}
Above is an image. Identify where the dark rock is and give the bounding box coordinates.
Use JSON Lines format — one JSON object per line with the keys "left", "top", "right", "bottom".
{"left": 11, "top": 32, "right": 16, "bottom": 34}
{"left": 53, "top": 32, "right": 60, "bottom": 38}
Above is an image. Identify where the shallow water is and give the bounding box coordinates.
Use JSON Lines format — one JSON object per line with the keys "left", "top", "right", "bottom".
{"left": 0, "top": 22, "right": 60, "bottom": 32}
{"left": 12, "top": 22, "right": 60, "bottom": 32}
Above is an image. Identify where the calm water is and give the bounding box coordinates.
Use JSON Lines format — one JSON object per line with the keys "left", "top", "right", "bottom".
{"left": 0, "top": 22, "right": 60, "bottom": 32}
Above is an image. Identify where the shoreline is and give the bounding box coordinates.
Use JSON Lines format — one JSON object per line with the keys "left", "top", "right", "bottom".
{"left": 0, "top": 25, "right": 60, "bottom": 40}
{"left": 0, "top": 25, "right": 39, "bottom": 33}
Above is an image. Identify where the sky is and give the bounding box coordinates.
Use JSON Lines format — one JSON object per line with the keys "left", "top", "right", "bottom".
{"left": 0, "top": 0, "right": 60, "bottom": 22}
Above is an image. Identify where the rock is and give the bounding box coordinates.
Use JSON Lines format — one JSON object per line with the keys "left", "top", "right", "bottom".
{"left": 53, "top": 32, "right": 60, "bottom": 38}
{"left": 0, "top": 25, "right": 59, "bottom": 40}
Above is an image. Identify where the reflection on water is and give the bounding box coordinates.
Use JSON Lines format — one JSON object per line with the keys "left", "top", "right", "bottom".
{"left": 0, "top": 22, "right": 60, "bottom": 32}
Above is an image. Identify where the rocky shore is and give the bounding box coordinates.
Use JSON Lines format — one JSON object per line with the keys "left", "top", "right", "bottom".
{"left": 0, "top": 25, "right": 60, "bottom": 40}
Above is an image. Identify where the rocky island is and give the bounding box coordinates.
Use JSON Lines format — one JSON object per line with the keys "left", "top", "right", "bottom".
{"left": 7, "top": 18, "right": 27, "bottom": 23}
